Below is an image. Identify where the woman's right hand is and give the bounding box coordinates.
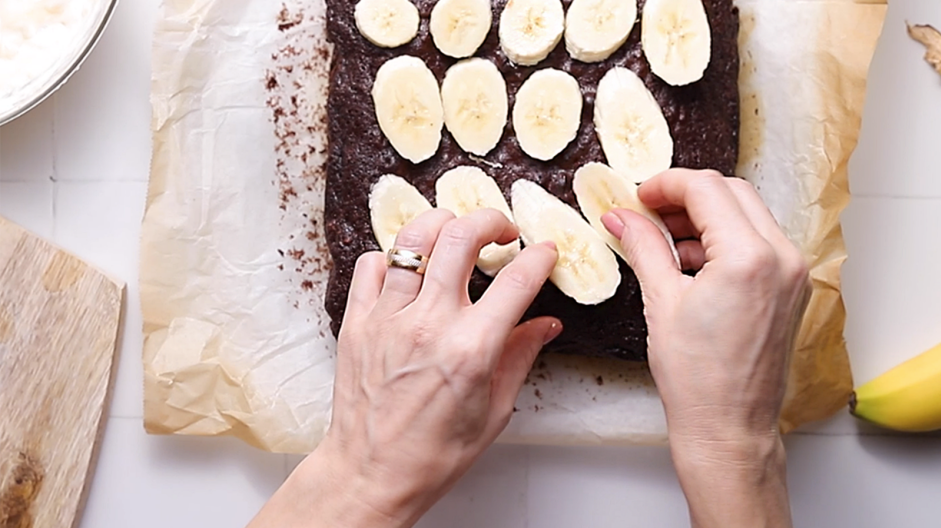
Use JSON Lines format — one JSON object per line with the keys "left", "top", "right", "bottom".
{"left": 603, "top": 169, "right": 810, "bottom": 528}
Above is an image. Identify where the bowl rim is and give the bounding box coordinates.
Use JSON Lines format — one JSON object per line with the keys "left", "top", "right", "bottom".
{"left": 0, "top": 0, "right": 120, "bottom": 127}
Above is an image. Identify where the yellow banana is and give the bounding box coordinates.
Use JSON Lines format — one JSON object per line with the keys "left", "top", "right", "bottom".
{"left": 850, "top": 340, "right": 941, "bottom": 432}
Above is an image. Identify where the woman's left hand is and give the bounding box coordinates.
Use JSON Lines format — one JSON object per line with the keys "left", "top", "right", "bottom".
{"left": 250, "top": 207, "right": 560, "bottom": 528}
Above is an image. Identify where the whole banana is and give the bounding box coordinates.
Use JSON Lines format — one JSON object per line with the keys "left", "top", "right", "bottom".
{"left": 850, "top": 340, "right": 941, "bottom": 432}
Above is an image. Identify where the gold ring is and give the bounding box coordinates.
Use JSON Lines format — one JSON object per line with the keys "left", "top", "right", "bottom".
{"left": 386, "top": 248, "right": 428, "bottom": 275}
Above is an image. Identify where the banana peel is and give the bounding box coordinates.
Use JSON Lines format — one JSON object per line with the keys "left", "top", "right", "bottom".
{"left": 850, "top": 340, "right": 941, "bottom": 432}
{"left": 907, "top": 22, "right": 941, "bottom": 77}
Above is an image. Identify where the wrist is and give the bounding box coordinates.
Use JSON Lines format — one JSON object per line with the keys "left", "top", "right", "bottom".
{"left": 291, "top": 438, "right": 416, "bottom": 528}
{"left": 669, "top": 431, "right": 792, "bottom": 528}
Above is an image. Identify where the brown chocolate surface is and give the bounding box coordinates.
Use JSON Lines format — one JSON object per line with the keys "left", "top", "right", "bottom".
{"left": 323, "top": 0, "right": 739, "bottom": 361}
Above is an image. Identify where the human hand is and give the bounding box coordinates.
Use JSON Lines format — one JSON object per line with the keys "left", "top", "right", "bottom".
{"left": 250, "top": 207, "right": 560, "bottom": 528}
{"left": 602, "top": 169, "right": 809, "bottom": 528}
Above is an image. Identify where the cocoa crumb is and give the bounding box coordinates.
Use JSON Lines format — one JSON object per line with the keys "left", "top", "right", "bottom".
{"left": 534, "top": 388, "right": 543, "bottom": 400}
{"left": 267, "top": 1, "right": 335, "bottom": 322}
{"left": 596, "top": 376, "right": 604, "bottom": 386}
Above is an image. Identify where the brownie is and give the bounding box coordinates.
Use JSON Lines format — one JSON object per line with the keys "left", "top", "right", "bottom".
{"left": 323, "top": 0, "right": 739, "bottom": 361}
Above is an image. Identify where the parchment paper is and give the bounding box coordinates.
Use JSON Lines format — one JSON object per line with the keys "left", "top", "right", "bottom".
{"left": 141, "top": 0, "right": 887, "bottom": 453}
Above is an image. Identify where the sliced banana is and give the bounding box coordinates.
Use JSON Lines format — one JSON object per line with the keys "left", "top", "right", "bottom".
{"left": 441, "top": 59, "right": 508, "bottom": 157}
{"left": 372, "top": 56, "right": 445, "bottom": 164}
{"left": 564, "top": 0, "right": 637, "bottom": 63}
{"left": 641, "top": 0, "right": 712, "bottom": 86}
{"left": 354, "top": 0, "right": 420, "bottom": 48}
{"left": 511, "top": 179, "right": 621, "bottom": 305}
{"left": 573, "top": 162, "right": 680, "bottom": 266}
{"left": 594, "top": 66, "right": 673, "bottom": 183}
{"left": 430, "top": 0, "right": 493, "bottom": 58}
{"left": 435, "top": 166, "right": 521, "bottom": 276}
{"left": 513, "top": 68, "right": 582, "bottom": 161}
{"left": 369, "top": 174, "right": 433, "bottom": 252}
{"left": 499, "top": 0, "right": 565, "bottom": 66}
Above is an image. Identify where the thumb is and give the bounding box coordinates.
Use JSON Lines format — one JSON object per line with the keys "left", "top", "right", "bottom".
{"left": 602, "top": 209, "right": 682, "bottom": 301}
{"left": 485, "top": 317, "right": 562, "bottom": 438}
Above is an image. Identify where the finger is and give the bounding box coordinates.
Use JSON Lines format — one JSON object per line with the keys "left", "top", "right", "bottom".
{"left": 473, "top": 241, "right": 558, "bottom": 339}
{"left": 724, "top": 178, "right": 798, "bottom": 253}
{"left": 661, "top": 212, "right": 699, "bottom": 240}
{"left": 676, "top": 240, "right": 706, "bottom": 272}
{"left": 723, "top": 178, "right": 813, "bottom": 293}
{"left": 342, "top": 251, "right": 386, "bottom": 325}
{"left": 420, "top": 208, "right": 519, "bottom": 305}
{"left": 484, "top": 317, "right": 562, "bottom": 440}
{"left": 637, "top": 169, "right": 762, "bottom": 254}
{"left": 377, "top": 208, "right": 455, "bottom": 314}
{"left": 602, "top": 209, "right": 683, "bottom": 302}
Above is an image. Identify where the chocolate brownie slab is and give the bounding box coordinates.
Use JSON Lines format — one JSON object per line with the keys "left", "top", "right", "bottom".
{"left": 323, "top": 0, "right": 739, "bottom": 361}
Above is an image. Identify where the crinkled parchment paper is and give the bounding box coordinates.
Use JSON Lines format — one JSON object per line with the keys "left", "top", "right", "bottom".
{"left": 141, "top": 0, "right": 886, "bottom": 453}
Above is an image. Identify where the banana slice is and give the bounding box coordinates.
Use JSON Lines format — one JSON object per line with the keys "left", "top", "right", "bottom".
{"left": 441, "top": 59, "right": 508, "bottom": 157}
{"left": 513, "top": 68, "right": 582, "bottom": 161}
{"left": 372, "top": 56, "right": 445, "bottom": 164}
{"left": 369, "top": 174, "right": 433, "bottom": 252}
{"left": 594, "top": 66, "right": 673, "bottom": 183}
{"left": 435, "top": 166, "right": 521, "bottom": 276}
{"left": 430, "top": 0, "right": 493, "bottom": 58}
{"left": 564, "top": 0, "right": 637, "bottom": 63}
{"left": 499, "top": 0, "right": 565, "bottom": 66}
{"left": 511, "top": 179, "right": 621, "bottom": 305}
{"left": 573, "top": 162, "right": 680, "bottom": 266}
{"left": 354, "top": 0, "right": 420, "bottom": 48}
{"left": 641, "top": 0, "right": 712, "bottom": 86}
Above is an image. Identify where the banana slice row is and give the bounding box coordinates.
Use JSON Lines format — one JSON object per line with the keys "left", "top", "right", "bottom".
{"left": 355, "top": 0, "right": 712, "bottom": 86}
{"left": 369, "top": 162, "right": 679, "bottom": 304}
{"left": 369, "top": 167, "right": 519, "bottom": 277}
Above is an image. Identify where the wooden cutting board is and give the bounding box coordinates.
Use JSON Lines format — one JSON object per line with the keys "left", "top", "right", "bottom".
{"left": 0, "top": 217, "right": 123, "bottom": 528}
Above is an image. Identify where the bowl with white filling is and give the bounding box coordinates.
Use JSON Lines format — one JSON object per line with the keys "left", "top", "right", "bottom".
{"left": 0, "top": 0, "right": 117, "bottom": 126}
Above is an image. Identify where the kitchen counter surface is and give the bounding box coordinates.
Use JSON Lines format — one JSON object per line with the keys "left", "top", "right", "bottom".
{"left": 2, "top": 1, "right": 941, "bottom": 526}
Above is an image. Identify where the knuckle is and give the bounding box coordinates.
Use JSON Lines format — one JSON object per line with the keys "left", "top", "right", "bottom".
{"left": 355, "top": 251, "right": 384, "bottom": 271}
{"left": 410, "top": 320, "right": 438, "bottom": 350}
{"left": 439, "top": 219, "right": 478, "bottom": 247}
{"left": 784, "top": 251, "right": 810, "bottom": 286}
{"left": 725, "top": 176, "right": 754, "bottom": 193}
{"left": 394, "top": 224, "right": 428, "bottom": 250}
{"left": 689, "top": 171, "right": 726, "bottom": 193}
{"left": 500, "top": 266, "right": 538, "bottom": 292}
{"left": 726, "top": 242, "right": 778, "bottom": 280}
{"left": 700, "top": 169, "right": 727, "bottom": 180}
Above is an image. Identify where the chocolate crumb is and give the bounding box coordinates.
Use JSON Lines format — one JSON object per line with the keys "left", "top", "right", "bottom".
{"left": 534, "top": 388, "right": 543, "bottom": 399}
{"left": 596, "top": 376, "right": 604, "bottom": 386}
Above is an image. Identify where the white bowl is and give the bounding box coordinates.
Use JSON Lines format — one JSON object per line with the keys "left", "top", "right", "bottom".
{"left": 0, "top": 0, "right": 118, "bottom": 126}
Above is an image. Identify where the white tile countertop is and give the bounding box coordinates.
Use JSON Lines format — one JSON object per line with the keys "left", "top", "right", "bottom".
{"left": 2, "top": 0, "right": 941, "bottom": 526}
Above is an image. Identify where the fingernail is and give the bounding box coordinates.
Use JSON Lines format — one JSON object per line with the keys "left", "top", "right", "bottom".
{"left": 601, "top": 212, "right": 625, "bottom": 239}
{"left": 543, "top": 321, "right": 563, "bottom": 345}
{"left": 540, "top": 240, "right": 558, "bottom": 251}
